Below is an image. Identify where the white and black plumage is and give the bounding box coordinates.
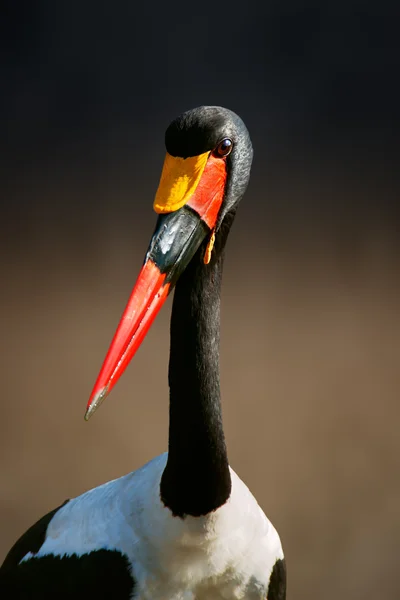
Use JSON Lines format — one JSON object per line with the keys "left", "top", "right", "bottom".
{"left": 0, "top": 106, "right": 286, "bottom": 600}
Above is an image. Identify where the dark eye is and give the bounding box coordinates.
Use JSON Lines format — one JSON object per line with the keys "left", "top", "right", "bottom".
{"left": 214, "top": 138, "right": 233, "bottom": 158}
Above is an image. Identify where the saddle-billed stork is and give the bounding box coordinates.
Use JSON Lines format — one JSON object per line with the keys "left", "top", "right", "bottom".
{"left": 0, "top": 106, "right": 286, "bottom": 599}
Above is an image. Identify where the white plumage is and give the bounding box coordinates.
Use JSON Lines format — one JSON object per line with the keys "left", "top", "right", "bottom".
{"left": 21, "top": 453, "right": 283, "bottom": 600}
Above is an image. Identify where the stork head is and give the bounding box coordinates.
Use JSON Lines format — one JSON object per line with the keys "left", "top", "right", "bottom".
{"left": 85, "top": 106, "right": 253, "bottom": 419}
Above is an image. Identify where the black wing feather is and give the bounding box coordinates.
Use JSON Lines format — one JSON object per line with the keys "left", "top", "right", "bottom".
{"left": 0, "top": 550, "right": 135, "bottom": 599}
{"left": 1, "top": 500, "right": 69, "bottom": 571}
{"left": 0, "top": 500, "right": 135, "bottom": 599}
{"left": 267, "top": 558, "right": 287, "bottom": 600}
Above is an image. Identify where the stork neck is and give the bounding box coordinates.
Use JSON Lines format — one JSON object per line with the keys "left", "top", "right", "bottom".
{"left": 160, "top": 225, "right": 232, "bottom": 518}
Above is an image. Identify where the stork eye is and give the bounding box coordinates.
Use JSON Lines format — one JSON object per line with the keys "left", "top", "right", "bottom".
{"left": 214, "top": 138, "right": 233, "bottom": 157}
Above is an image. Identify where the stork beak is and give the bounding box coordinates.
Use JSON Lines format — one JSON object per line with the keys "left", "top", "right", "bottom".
{"left": 85, "top": 151, "right": 227, "bottom": 420}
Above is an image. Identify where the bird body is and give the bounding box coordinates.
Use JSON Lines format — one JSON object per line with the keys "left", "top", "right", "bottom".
{"left": 1, "top": 106, "right": 286, "bottom": 599}
{"left": 4, "top": 454, "right": 283, "bottom": 599}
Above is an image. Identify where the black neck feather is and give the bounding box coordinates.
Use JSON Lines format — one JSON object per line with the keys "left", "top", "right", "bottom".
{"left": 160, "top": 212, "right": 235, "bottom": 517}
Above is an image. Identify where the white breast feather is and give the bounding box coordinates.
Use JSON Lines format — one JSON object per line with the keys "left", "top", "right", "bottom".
{"left": 21, "top": 453, "right": 283, "bottom": 600}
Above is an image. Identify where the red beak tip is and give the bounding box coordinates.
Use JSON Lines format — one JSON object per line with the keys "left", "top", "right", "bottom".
{"left": 84, "top": 387, "right": 109, "bottom": 421}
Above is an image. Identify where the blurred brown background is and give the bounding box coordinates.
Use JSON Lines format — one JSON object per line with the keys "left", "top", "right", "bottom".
{"left": 1, "top": 2, "right": 399, "bottom": 598}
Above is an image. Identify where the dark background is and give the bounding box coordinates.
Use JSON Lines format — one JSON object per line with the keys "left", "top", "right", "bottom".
{"left": 1, "top": 2, "right": 399, "bottom": 598}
